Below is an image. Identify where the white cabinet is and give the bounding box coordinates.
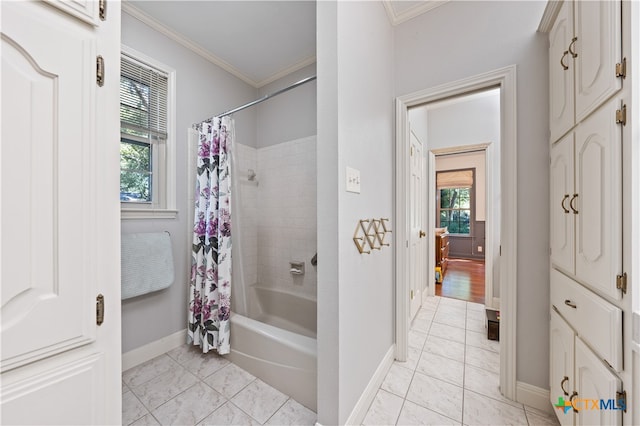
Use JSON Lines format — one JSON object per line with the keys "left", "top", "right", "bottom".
{"left": 548, "top": 0, "right": 622, "bottom": 143}
{"left": 550, "top": 310, "right": 575, "bottom": 426}
{"left": 550, "top": 98, "right": 622, "bottom": 301}
{"left": 550, "top": 310, "right": 623, "bottom": 426}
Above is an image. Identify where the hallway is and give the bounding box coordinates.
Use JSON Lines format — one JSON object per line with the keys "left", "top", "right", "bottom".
{"left": 436, "top": 258, "right": 485, "bottom": 304}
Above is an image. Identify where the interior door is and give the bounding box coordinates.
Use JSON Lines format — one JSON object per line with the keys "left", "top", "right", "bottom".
{"left": 409, "top": 129, "right": 426, "bottom": 320}
{"left": 1, "top": 1, "right": 121, "bottom": 424}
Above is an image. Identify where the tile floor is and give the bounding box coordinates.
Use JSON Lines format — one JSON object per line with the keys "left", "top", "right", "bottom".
{"left": 122, "top": 344, "right": 316, "bottom": 425}
{"left": 362, "top": 296, "right": 561, "bottom": 426}
{"left": 123, "top": 296, "right": 560, "bottom": 426}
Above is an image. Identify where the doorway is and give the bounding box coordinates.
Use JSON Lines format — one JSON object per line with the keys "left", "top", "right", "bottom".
{"left": 394, "top": 66, "right": 518, "bottom": 400}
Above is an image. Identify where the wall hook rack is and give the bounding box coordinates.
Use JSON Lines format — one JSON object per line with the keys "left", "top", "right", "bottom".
{"left": 353, "top": 218, "right": 392, "bottom": 254}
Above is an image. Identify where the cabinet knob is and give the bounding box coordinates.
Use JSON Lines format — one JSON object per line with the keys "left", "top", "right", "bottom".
{"left": 419, "top": 230, "right": 426, "bottom": 238}
{"left": 564, "top": 299, "right": 577, "bottom": 309}
{"left": 561, "top": 194, "right": 570, "bottom": 213}
{"left": 561, "top": 376, "right": 569, "bottom": 396}
{"left": 570, "top": 391, "right": 579, "bottom": 413}
{"left": 569, "top": 193, "right": 579, "bottom": 214}
{"left": 568, "top": 37, "right": 578, "bottom": 58}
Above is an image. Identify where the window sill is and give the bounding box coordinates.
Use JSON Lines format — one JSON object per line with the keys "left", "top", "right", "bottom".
{"left": 121, "top": 208, "right": 178, "bottom": 220}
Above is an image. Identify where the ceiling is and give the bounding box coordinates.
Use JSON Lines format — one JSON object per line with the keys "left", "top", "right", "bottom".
{"left": 124, "top": 0, "right": 447, "bottom": 88}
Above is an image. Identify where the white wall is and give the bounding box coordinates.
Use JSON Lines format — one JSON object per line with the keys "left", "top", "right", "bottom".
{"left": 120, "top": 12, "right": 257, "bottom": 353}
{"left": 395, "top": 1, "right": 550, "bottom": 389}
{"left": 317, "top": 1, "right": 395, "bottom": 423}
{"left": 436, "top": 151, "right": 487, "bottom": 221}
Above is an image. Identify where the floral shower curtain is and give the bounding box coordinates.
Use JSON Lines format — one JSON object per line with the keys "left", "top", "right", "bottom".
{"left": 188, "top": 116, "right": 233, "bottom": 355}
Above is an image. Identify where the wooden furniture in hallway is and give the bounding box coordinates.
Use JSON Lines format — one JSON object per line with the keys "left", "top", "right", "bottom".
{"left": 435, "top": 258, "right": 485, "bottom": 304}
{"left": 435, "top": 228, "right": 449, "bottom": 276}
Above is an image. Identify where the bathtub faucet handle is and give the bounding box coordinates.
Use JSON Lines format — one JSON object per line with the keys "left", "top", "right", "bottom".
{"left": 311, "top": 253, "right": 317, "bottom": 266}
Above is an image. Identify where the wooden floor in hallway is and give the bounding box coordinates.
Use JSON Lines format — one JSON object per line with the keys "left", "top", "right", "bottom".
{"left": 436, "top": 258, "right": 485, "bottom": 304}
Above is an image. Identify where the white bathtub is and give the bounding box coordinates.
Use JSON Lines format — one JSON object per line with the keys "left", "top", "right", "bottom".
{"left": 227, "top": 312, "right": 317, "bottom": 411}
{"left": 248, "top": 285, "right": 317, "bottom": 338}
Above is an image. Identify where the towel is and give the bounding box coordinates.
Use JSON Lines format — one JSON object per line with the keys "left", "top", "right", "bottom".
{"left": 121, "top": 232, "right": 174, "bottom": 300}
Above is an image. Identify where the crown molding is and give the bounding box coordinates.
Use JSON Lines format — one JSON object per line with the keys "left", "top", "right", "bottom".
{"left": 382, "top": 0, "right": 449, "bottom": 26}
{"left": 122, "top": 3, "right": 316, "bottom": 89}
{"left": 256, "top": 55, "right": 317, "bottom": 88}
{"left": 537, "top": 0, "right": 563, "bottom": 33}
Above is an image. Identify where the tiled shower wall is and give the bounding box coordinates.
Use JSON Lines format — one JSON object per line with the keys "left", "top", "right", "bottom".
{"left": 233, "top": 136, "right": 317, "bottom": 301}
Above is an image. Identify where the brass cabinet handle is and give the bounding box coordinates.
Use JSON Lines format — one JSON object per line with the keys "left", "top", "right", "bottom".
{"left": 419, "top": 230, "right": 426, "bottom": 238}
{"left": 561, "top": 194, "right": 570, "bottom": 213}
{"left": 565, "top": 299, "right": 577, "bottom": 309}
{"left": 561, "top": 51, "right": 569, "bottom": 70}
{"left": 568, "top": 37, "right": 578, "bottom": 58}
{"left": 570, "top": 391, "right": 579, "bottom": 412}
{"left": 570, "top": 193, "right": 579, "bottom": 214}
{"left": 561, "top": 376, "right": 570, "bottom": 396}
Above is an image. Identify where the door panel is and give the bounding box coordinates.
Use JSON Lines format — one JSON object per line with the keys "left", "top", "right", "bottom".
{"left": 574, "top": 0, "right": 622, "bottom": 123}
{"left": 409, "top": 130, "right": 425, "bottom": 320}
{"left": 550, "top": 310, "right": 575, "bottom": 426}
{"left": 549, "top": 0, "right": 574, "bottom": 143}
{"left": 1, "top": 1, "right": 121, "bottom": 423}
{"left": 575, "top": 338, "right": 622, "bottom": 426}
{"left": 574, "top": 99, "right": 622, "bottom": 300}
{"left": 550, "top": 133, "right": 575, "bottom": 275}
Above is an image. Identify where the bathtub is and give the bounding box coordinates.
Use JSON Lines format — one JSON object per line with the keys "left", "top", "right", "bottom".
{"left": 248, "top": 285, "right": 317, "bottom": 338}
{"left": 227, "top": 313, "right": 317, "bottom": 411}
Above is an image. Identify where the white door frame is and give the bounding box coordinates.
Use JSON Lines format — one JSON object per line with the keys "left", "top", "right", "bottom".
{"left": 395, "top": 65, "right": 518, "bottom": 400}
{"left": 427, "top": 143, "right": 494, "bottom": 311}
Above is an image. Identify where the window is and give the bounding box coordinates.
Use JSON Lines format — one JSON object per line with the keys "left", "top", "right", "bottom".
{"left": 437, "top": 169, "right": 474, "bottom": 235}
{"left": 120, "top": 47, "right": 176, "bottom": 219}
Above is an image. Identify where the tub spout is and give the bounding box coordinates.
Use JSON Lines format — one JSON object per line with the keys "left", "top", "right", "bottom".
{"left": 311, "top": 253, "right": 317, "bottom": 266}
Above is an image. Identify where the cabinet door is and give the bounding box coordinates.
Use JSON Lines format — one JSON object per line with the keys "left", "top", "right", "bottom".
{"left": 574, "top": 98, "right": 622, "bottom": 300}
{"left": 574, "top": 338, "right": 622, "bottom": 426}
{"left": 574, "top": 0, "right": 622, "bottom": 123}
{"left": 550, "top": 133, "right": 575, "bottom": 275}
{"left": 549, "top": 0, "right": 575, "bottom": 143}
{"left": 550, "top": 310, "right": 576, "bottom": 426}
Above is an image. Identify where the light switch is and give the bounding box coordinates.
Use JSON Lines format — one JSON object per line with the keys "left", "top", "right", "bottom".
{"left": 346, "top": 167, "right": 361, "bottom": 193}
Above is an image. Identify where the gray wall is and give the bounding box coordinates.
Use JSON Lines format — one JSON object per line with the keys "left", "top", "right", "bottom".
{"left": 317, "top": 2, "right": 394, "bottom": 423}
{"left": 394, "top": 1, "right": 550, "bottom": 389}
{"left": 120, "top": 12, "right": 257, "bottom": 353}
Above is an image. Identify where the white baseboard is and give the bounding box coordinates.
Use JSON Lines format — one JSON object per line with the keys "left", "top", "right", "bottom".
{"left": 122, "top": 329, "right": 186, "bottom": 371}
{"left": 516, "top": 381, "right": 553, "bottom": 414}
{"left": 345, "top": 345, "right": 395, "bottom": 426}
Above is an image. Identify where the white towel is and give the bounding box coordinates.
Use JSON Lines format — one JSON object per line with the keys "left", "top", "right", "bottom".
{"left": 121, "top": 232, "right": 174, "bottom": 300}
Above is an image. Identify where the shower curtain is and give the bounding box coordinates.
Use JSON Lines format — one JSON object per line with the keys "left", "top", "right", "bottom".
{"left": 188, "top": 116, "right": 233, "bottom": 355}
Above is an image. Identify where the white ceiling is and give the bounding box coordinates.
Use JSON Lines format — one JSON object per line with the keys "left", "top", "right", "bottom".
{"left": 123, "top": 0, "right": 446, "bottom": 88}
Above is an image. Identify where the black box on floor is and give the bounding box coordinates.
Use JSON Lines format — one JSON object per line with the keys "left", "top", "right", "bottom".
{"left": 486, "top": 309, "right": 500, "bottom": 341}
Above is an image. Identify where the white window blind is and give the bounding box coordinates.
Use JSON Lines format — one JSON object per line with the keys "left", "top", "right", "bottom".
{"left": 437, "top": 170, "right": 474, "bottom": 189}
{"left": 120, "top": 54, "right": 168, "bottom": 144}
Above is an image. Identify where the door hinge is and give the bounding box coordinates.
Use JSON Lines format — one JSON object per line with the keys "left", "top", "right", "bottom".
{"left": 96, "top": 56, "right": 105, "bottom": 87}
{"left": 96, "top": 294, "right": 105, "bottom": 325}
{"left": 615, "top": 104, "right": 626, "bottom": 126}
{"left": 410, "top": 290, "right": 414, "bottom": 300}
{"left": 616, "top": 273, "right": 627, "bottom": 295}
{"left": 615, "top": 58, "right": 626, "bottom": 79}
{"left": 616, "top": 390, "right": 627, "bottom": 413}
{"left": 410, "top": 146, "right": 414, "bottom": 156}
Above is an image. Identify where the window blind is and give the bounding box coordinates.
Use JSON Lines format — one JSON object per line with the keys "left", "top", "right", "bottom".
{"left": 120, "top": 54, "right": 168, "bottom": 143}
{"left": 437, "top": 170, "right": 473, "bottom": 189}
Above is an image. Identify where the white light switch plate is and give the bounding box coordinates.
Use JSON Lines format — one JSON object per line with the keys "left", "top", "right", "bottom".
{"left": 346, "top": 167, "right": 361, "bottom": 193}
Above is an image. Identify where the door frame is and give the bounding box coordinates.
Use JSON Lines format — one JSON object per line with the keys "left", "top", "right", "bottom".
{"left": 394, "top": 65, "right": 518, "bottom": 400}
{"left": 427, "top": 143, "right": 494, "bottom": 311}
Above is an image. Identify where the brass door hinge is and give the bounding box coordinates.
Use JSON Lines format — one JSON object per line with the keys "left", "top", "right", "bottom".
{"left": 616, "top": 58, "right": 626, "bottom": 79}
{"left": 96, "top": 294, "right": 105, "bottom": 325}
{"left": 615, "top": 105, "right": 626, "bottom": 126}
{"left": 616, "top": 273, "right": 627, "bottom": 295}
{"left": 616, "top": 390, "right": 627, "bottom": 412}
{"left": 96, "top": 56, "right": 105, "bottom": 87}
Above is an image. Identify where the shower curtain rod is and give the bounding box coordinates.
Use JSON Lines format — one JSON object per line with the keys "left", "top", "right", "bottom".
{"left": 194, "top": 75, "right": 317, "bottom": 125}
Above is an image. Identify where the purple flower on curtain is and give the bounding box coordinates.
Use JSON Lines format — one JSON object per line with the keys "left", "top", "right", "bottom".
{"left": 219, "top": 208, "right": 231, "bottom": 237}
{"left": 194, "top": 214, "right": 206, "bottom": 237}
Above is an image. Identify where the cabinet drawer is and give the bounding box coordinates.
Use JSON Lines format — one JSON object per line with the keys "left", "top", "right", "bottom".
{"left": 551, "top": 269, "right": 622, "bottom": 371}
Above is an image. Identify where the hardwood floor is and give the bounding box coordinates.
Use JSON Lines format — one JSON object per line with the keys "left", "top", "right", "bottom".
{"left": 436, "top": 258, "right": 485, "bottom": 304}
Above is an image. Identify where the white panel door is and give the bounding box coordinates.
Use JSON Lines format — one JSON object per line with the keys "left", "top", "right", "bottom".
{"left": 549, "top": 0, "right": 575, "bottom": 143}
{"left": 574, "top": 98, "right": 622, "bottom": 300}
{"left": 574, "top": 0, "right": 622, "bottom": 123}
{"left": 574, "top": 338, "right": 622, "bottom": 426}
{"left": 550, "top": 133, "right": 575, "bottom": 275}
{"left": 550, "top": 310, "right": 575, "bottom": 426}
{"left": 409, "top": 130, "right": 425, "bottom": 320}
{"left": 1, "top": 1, "right": 121, "bottom": 424}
